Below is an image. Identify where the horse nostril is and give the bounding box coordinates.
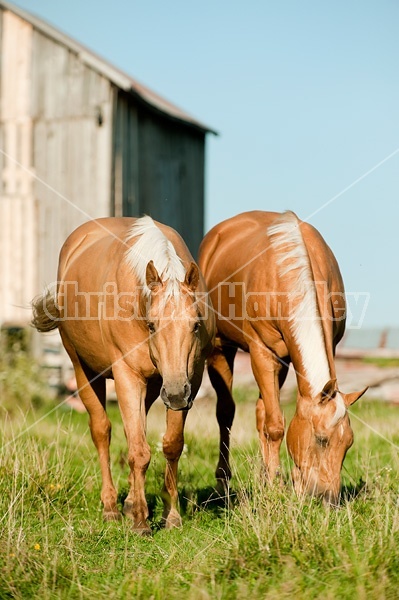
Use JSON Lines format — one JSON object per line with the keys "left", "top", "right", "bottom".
{"left": 160, "top": 386, "right": 170, "bottom": 406}
{"left": 160, "top": 382, "right": 191, "bottom": 410}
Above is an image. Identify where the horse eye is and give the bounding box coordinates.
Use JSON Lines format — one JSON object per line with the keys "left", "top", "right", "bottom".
{"left": 193, "top": 321, "right": 200, "bottom": 334}
{"left": 148, "top": 322, "right": 155, "bottom": 334}
{"left": 316, "top": 434, "right": 329, "bottom": 448}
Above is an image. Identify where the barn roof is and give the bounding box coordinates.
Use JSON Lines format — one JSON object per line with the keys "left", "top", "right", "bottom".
{"left": 0, "top": 0, "right": 217, "bottom": 135}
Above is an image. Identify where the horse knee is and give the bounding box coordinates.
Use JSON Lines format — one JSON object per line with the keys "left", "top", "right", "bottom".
{"left": 89, "top": 414, "right": 112, "bottom": 446}
{"left": 163, "top": 433, "right": 184, "bottom": 462}
{"left": 265, "top": 424, "right": 285, "bottom": 443}
{"left": 128, "top": 442, "right": 151, "bottom": 472}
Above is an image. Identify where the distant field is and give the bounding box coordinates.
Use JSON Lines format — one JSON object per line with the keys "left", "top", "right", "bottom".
{"left": 362, "top": 356, "right": 399, "bottom": 369}
{"left": 1, "top": 389, "right": 399, "bottom": 599}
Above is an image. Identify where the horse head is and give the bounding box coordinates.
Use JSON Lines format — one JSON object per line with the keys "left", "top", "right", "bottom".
{"left": 145, "top": 260, "right": 204, "bottom": 411}
{"left": 286, "top": 379, "right": 368, "bottom": 505}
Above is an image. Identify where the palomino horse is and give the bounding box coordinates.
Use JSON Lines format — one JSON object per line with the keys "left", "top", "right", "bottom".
{"left": 199, "top": 210, "right": 367, "bottom": 504}
{"left": 32, "top": 216, "right": 214, "bottom": 534}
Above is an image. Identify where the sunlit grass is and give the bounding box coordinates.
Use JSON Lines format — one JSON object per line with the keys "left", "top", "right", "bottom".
{"left": 0, "top": 391, "right": 399, "bottom": 598}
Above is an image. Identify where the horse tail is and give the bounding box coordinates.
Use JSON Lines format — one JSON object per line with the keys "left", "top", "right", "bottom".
{"left": 31, "top": 289, "right": 60, "bottom": 332}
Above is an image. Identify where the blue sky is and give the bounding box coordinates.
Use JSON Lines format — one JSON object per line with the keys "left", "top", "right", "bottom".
{"left": 12, "top": 0, "right": 399, "bottom": 327}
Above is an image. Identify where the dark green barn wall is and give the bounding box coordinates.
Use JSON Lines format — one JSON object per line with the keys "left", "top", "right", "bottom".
{"left": 112, "top": 90, "right": 206, "bottom": 257}
{"left": 111, "top": 90, "right": 139, "bottom": 219}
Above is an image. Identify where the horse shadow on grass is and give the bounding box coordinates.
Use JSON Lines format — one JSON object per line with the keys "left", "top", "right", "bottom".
{"left": 339, "top": 478, "right": 368, "bottom": 503}
{"left": 117, "top": 477, "right": 368, "bottom": 531}
{"left": 118, "top": 485, "right": 236, "bottom": 531}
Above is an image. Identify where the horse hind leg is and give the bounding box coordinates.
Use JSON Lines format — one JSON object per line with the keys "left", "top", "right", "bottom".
{"left": 207, "top": 344, "right": 237, "bottom": 495}
{"left": 64, "top": 344, "right": 120, "bottom": 521}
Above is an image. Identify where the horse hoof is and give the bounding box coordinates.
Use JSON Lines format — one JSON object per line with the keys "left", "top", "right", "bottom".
{"left": 164, "top": 511, "right": 182, "bottom": 529}
{"left": 122, "top": 502, "right": 134, "bottom": 518}
{"left": 133, "top": 526, "right": 152, "bottom": 537}
{"left": 103, "top": 510, "right": 122, "bottom": 522}
{"left": 215, "top": 479, "right": 229, "bottom": 498}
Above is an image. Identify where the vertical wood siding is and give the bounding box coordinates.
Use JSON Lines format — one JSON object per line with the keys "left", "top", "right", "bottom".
{"left": 137, "top": 111, "right": 205, "bottom": 255}
{"left": 112, "top": 92, "right": 206, "bottom": 256}
{"left": 0, "top": 10, "right": 35, "bottom": 324}
{"left": 31, "top": 29, "right": 113, "bottom": 291}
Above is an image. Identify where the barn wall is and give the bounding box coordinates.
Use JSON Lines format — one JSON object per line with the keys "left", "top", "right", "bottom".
{"left": 113, "top": 91, "right": 206, "bottom": 256}
{"left": 0, "top": 10, "right": 35, "bottom": 324}
{"left": 31, "top": 28, "right": 114, "bottom": 292}
{"left": 138, "top": 110, "right": 205, "bottom": 256}
{"left": 112, "top": 91, "right": 139, "bottom": 218}
{"left": 0, "top": 8, "right": 114, "bottom": 325}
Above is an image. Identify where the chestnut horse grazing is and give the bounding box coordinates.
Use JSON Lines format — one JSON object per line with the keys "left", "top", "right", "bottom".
{"left": 32, "top": 216, "right": 214, "bottom": 534}
{"left": 199, "top": 210, "right": 367, "bottom": 505}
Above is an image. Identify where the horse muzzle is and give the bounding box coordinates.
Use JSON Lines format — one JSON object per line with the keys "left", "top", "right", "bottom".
{"left": 160, "top": 381, "right": 192, "bottom": 411}
{"left": 292, "top": 466, "right": 340, "bottom": 506}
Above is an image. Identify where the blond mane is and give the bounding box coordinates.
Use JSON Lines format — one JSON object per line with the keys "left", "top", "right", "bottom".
{"left": 268, "top": 211, "right": 331, "bottom": 396}
{"left": 125, "top": 216, "right": 186, "bottom": 298}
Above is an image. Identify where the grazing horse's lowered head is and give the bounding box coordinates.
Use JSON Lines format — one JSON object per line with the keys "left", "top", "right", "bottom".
{"left": 287, "top": 379, "right": 367, "bottom": 505}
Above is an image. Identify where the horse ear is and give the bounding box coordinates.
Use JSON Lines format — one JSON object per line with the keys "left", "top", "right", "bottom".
{"left": 146, "top": 260, "right": 162, "bottom": 290}
{"left": 320, "top": 379, "right": 337, "bottom": 403}
{"left": 184, "top": 262, "right": 200, "bottom": 292}
{"left": 342, "top": 386, "right": 368, "bottom": 406}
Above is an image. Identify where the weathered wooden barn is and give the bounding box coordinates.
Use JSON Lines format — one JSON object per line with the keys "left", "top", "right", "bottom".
{"left": 0, "top": 0, "right": 215, "bottom": 329}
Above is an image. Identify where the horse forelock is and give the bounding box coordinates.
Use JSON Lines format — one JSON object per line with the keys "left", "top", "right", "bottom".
{"left": 329, "top": 393, "right": 347, "bottom": 428}
{"left": 125, "top": 216, "right": 186, "bottom": 299}
{"left": 268, "top": 211, "right": 331, "bottom": 397}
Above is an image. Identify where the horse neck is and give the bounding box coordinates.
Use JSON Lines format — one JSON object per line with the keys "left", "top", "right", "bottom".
{"left": 288, "top": 315, "right": 335, "bottom": 399}
{"left": 284, "top": 271, "right": 336, "bottom": 399}
{"left": 268, "top": 211, "right": 338, "bottom": 398}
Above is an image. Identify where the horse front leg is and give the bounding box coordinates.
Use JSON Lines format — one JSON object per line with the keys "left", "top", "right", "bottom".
{"left": 161, "top": 408, "right": 188, "bottom": 528}
{"left": 113, "top": 363, "right": 151, "bottom": 535}
{"left": 250, "top": 343, "right": 286, "bottom": 482}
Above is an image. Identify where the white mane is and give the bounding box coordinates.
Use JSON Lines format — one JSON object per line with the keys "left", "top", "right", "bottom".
{"left": 268, "top": 211, "right": 331, "bottom": 397}
{"left": 125, "top": 216, "right": 186, "bottom": 298}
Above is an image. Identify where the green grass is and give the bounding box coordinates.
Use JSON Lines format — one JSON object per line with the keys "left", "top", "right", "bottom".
{"left": 362, "top": 356, "right": 399, "bottom": 369}
{"left": 1, "top": 390, "right": 399, "bottom": 598}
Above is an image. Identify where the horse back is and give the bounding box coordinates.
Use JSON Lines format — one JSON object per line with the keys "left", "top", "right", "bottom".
{"left": 199, "top": 211, "right": 345, "bottom": 354}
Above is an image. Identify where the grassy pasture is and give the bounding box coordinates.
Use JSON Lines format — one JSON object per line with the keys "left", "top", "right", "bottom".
{"left": 1, "top": 378, "right": 399, "bottom": 598}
